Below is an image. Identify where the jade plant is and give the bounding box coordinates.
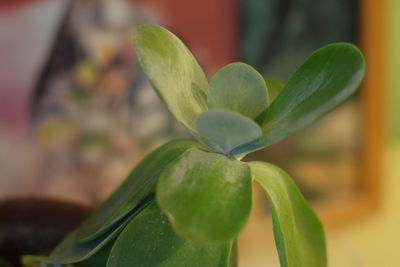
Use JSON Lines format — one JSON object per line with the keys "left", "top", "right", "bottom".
{"left": 22, "top": 24, "right": 365, "bottom": 267}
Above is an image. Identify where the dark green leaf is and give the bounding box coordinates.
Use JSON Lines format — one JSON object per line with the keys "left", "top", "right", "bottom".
{"left": 207, "top": 62, "right": 268, "bottom": 119}
{"left": 74, "top": 139, "right": 202, "bottom": 242}
{"left": 24, "top": 234, "right": 113, "bottom": 267}
{"left": 107, "top": 201, "right": 233, "bottom": 267}
{"left": 134, "top": 24, "right": 208, "bottom": 134}
{"left": 249, "top": 161, "right": 327, "bottom": 267}
{"left": 74, "top": 238, "right": 114, "bottom": 267}
{"left": 48, "top": 199, "right": 151, "bottom": 264}
{"left": 236, "top": 43, "right": 365, "bottom": 154}
{"left": 259, "top": 43, "right": 365, "bottom": 147}
{"left": 196, "top": 109, "right": 262, "bottom": 155}
{"left": 49, "top": 139, "right": 201, "bottom": 263}
{"left": 22, "top": 255, "right": 71, "bottom": 267}
{"left": 156, "top": 148, "right": 252, "bottom": 243}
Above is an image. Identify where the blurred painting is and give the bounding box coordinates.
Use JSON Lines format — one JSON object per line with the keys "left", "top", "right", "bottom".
{"left": 0, "top": 0, "right": 377, "bottom": 222}
{"left": 0, "top": 0, "right": 188, "bottom": 204}
{"left": 0, "top": 0, "right": 236, "bottom": 205}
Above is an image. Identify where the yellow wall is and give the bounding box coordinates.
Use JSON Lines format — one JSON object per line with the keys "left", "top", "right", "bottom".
{"left": 388, "top": 0, "right": 400, "bottom": 138}
{"left": 327, "top": 145, "right": 400, "bottom": 266}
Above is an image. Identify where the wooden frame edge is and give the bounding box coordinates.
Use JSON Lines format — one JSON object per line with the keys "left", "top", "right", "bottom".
{"left": 315, "top": 0, "right": 385, "bottom": 228}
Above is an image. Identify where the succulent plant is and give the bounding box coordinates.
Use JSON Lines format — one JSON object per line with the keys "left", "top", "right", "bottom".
{"left": 23, "top": 24, "right": 365, "bottom": 267}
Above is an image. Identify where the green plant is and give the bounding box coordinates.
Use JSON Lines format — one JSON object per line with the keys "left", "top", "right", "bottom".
{"left": 23, "top": 24, "right": 365, "bottom": 267}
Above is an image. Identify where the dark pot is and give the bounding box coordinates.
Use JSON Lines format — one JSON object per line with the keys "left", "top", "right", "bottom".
{"left": 0, "top": 197, "right": 92, "bottom": 266}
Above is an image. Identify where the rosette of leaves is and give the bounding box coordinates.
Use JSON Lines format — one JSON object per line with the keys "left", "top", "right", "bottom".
{"left": 24, "top": 25, "right": 365, "bottom": 267}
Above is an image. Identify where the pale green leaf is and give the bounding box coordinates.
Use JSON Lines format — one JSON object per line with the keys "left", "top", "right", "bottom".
{"left": 196, "top": 109, "right": 262, "bottom": 155}
{"left": 249, "top": 161, "right": 327, "bottom": 267}
{"left": 156, "top": 148, "right": 252, "bottom": 243}
{"left": 263, "top": 77, "right": 284, "bottom": 103}
{"left": 134, "top": 24, "right": 208, "bottom": 133}
{"left": 207, "top": 62, "right": 268, "bottom": 119}
{"left": 255, "top": 77, "right": 284, "bottom": 125}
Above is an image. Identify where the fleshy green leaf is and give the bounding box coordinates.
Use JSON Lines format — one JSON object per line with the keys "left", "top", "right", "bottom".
{"left": 228, "top": 240, "right": 238, "bottom": 267}
{"left": 260, "top": 43, "right": 365, "bottom": 146}
{"left": 75, "top": 239, "right": 114, "bottom": 267}
{"left": 134, "top": 24, "right": 209, "bottom": 133}
{"left": 23, "top": 240, "right": 112, "bottom": 267}
{"left": 22, "top": 255, "right": 68, "bottom": 267}
{"left": 24, "top": 230, "right": 114, "bottom": 267}
{"left": 74, "top": 139, "right": 202, "bottom": 242}
{"left": 255, "top": 77, "right": 284, "bottom": 125}
{"left": 49, "top": 139, "right": 201, "bottom": 263}
{"left": 107, "top": 201, "right": 233, "bottom": 267}
{"left": 263, "top": 77, "right": 284, "bottom": 103}
{"left": 207, "top": 62, "right": 268, "bottom": 119}
{"left": 156, "top": 148, "right": 252, "bottom": 243}
{"left": 196, "top": 109, "right": 262, "bottom": 155}
{"left": 248, "top": 161, "right": 327, "bottom": 267}
{"left": 48, "top": 199, "right": 151, "bottom": 264}
{"left": 236, "top": 43, "right": 365, "bottom": 154}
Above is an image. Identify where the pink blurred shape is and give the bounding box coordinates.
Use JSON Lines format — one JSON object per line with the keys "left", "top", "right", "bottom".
{"left": 0, "top": 0, "right": 68, "bottom": 129}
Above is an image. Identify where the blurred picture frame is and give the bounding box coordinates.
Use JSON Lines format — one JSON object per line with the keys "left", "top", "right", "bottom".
{"left": 0, "top": 0, "right": 383, "bottom": 226}
{"left": 314, "top": 0, "right": 383, "bottom": 227}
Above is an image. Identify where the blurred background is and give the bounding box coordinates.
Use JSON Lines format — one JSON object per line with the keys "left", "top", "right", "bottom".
{"left": 0, "top": 0, "right": 398, "bottom": 266}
